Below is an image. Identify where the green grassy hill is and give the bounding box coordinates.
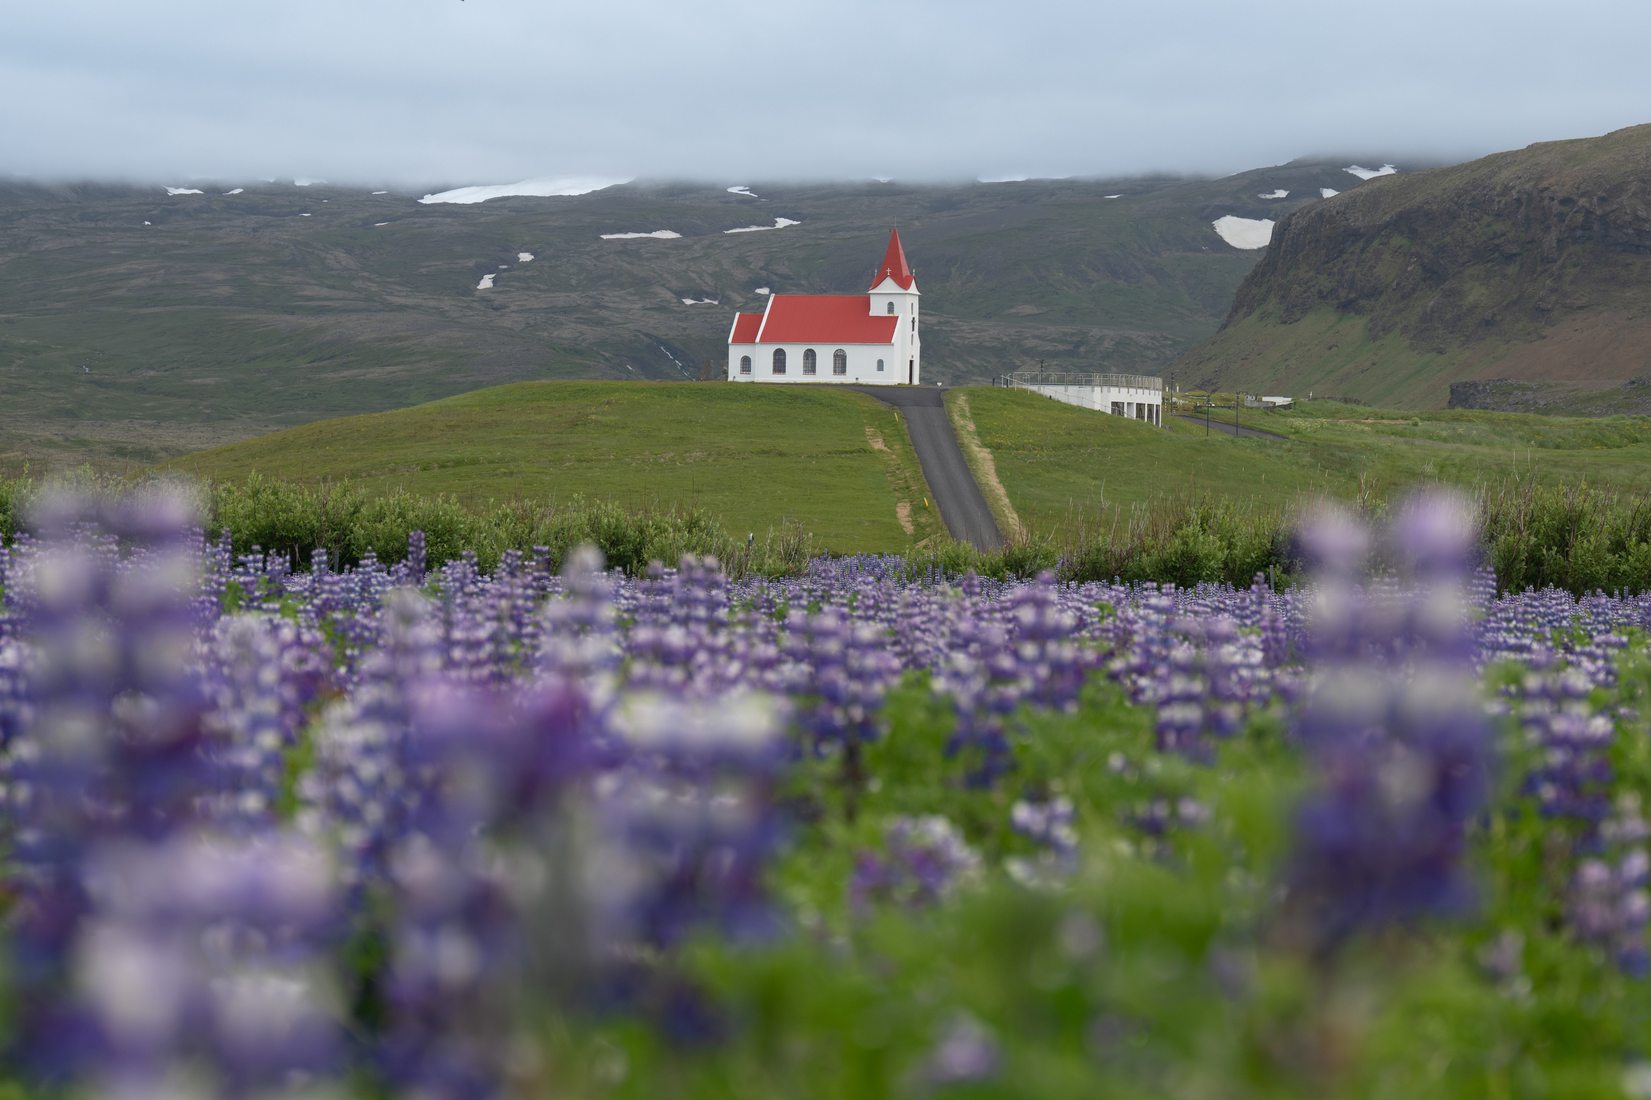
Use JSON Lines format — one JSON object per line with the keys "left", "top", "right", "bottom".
{"left": 1177, "top": 124, "right": 1651, "bottom": 412}
{"left": 164, "top": 381, "right": 941, "bottom": 553}
{"left": 1, "top": 161, "right": 1408, "bottom": 469}
{"left": 167, "top": 379, "right": 1651, "bottom": 559}
{"left": 950, "top": 387, "right": 1651, "bottom": 539}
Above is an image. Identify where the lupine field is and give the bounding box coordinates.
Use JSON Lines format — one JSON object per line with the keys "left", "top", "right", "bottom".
{"left": 1, "top": 488, "right": 1649, "bottom": 1098}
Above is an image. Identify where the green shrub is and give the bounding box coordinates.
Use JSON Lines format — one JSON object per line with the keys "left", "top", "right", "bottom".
{"left": 2, "top": 473, "right": 1648, "bottom": 595}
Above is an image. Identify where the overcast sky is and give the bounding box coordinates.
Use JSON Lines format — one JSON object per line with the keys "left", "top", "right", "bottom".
{"left": 4, "top": 0, "right": 1649, "bottom": 187}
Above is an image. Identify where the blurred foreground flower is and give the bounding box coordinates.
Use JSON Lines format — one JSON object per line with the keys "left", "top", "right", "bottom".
{"left": 1281, "top": 493, "right": 1494, "bottom": 954}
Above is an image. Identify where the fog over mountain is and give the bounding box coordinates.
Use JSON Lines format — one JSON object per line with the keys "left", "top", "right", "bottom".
{"left": 4, "top": 0, "right": 1650, "bottom": 186}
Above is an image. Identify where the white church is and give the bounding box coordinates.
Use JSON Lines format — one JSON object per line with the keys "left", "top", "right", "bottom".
{"left": 727, "top": 228, "right": 921, "bottom": 385}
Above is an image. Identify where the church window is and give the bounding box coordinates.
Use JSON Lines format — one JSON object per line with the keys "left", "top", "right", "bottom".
{"left": 886, "top": 301, "right": 895, "bottom": 314}
{"left": 739, "top": 355, "right": 752, "bottom": 375}
{"left": 802, "top": 348, "right": 817, "bottom": 375}
{"left": 832, "top": 349, "right": 847, "bottom": 375}
{"left": 876, "top": 358, "right": 885, "bottom": 372}
{"left": 911, "top": 317, "right": 916, "bottom": 332}
{"left": 772, "top": 349, "right": 786, "bottom": 374}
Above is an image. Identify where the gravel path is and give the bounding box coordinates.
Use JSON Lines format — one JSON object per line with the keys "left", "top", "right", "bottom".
{"left": 853, "top": 386, "right": 1004, "bottom": 551}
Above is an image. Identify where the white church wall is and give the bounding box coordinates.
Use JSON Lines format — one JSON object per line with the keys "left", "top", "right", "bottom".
{"left": 726, "top": 343, "right": 907, "bottom": 385}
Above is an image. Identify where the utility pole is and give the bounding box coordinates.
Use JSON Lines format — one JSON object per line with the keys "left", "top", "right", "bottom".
{"left": 1234, "top": 392, "right": 1241, "bottom": 434}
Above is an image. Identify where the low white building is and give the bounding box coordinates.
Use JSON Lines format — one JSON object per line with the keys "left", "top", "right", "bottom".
{"left": 1002, "top": 371, "right": 1164, "bottom": 426}
{"left": 728, "top": 229, "right": 921, "bottom": 385}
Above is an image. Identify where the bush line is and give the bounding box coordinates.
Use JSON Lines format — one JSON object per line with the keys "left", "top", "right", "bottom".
{"left": 0, "top": 474, "right": 1646, "bottom": 594}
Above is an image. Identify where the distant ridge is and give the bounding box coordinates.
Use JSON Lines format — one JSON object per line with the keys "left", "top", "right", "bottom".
{"left": 1175, "top": 124, "right": 1651, "bottom": 412}
{"left": 0, "top": 160, "right": 1405, "bottom": 468}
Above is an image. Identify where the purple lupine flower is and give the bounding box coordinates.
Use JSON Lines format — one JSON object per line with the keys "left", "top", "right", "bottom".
{"left": 1570, "top": 795, "right": 1651, "bottom": 976}
{"left": 1153, "top": 616, "right": 1252, "bottom": 758}
{"left": 1281, "top": 493, "right": 1495, "bottom": 954}
{"left": 296, "top": 588, "right": 443, "bottom": 899}
{"left": 1006, "top": 794, "right": 1080, "bottom": 886}
{"left": 1006, "top": 571, "right": 1087, "bottom": 713}
{"left": 73, "top": 832, "right": 343, "bottom": 1097}
{"left": 1521, "top": 666, "right": 1615, "bottom": 837}
{"left": 586, "top": 691, "right": 789, "bottom": 951}
{"left": 920, "top": 1013, "right": 1001, "bottom": 1087}
{"left": 1, "top": 488, "right": 214, "bottom": 1077}
{"left": 201, "top": 613, "right": 332, "bottom": 831}
{"left": 851, "top": 815, "right": 982, "bottom": 910}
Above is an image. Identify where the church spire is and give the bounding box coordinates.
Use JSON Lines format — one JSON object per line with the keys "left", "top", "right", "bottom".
{"left": 869, "top": 227, "right": 916, "bottom": 290}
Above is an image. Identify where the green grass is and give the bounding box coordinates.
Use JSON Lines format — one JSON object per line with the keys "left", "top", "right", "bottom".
{"left": 163, "top": 381, "right": 943, "bottom": 554}
{"left": 956, "top": 387, "right": 1651, "bottom": 541}
{"left": 536, "top": 657, "right": 1651, "bottom": 1099}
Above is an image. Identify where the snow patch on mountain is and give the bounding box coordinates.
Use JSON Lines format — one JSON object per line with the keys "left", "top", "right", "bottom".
{"left": 1258, "top": 189, "right": 1289, "bottom": 199}
{"left": 476, "top": 274, "right": 495, "bottom": 290}
{"left": 1344, "top": 164, "right": 1397, "bottom": 181}
{"left": 223, "top": 188, "right": 244, "bottom": 196}
{"left": 1321, "top": 187, "right": 1340, "bottom": 198}
{"left": 724, "top": 218, "right": 800, "bottom": 234}
{"left": 420, "top": 176, "right": 629, "bottom": 205}
{"left": 1211, "top": 215, "right": 1274, "bottom": 250}
{"left": 601, "top": 230, "right": 681, "bottom": 240}
{"left": 727, "top": 185, "right": 758, "bottom": 198}
{"left": 517, "top": 252, "right": 534, "bottom": 263}
{"left": 164, "top": 187, "right": 203, "bottom": 196}
{"left": 680, "top": 297, "right": 720, "bottom": 306}
{"left": 754, "top": 287, "right": 771, "bottom": 296}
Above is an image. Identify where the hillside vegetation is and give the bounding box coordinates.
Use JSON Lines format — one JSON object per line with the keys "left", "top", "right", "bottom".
{"left": 0, "top": 161, "right": 1401, "bottom": 467}
{"left": 164, "top": 381, "right": 941, "bottom": 553}
{"left": 153, "top": 380, "right": 1651, "bottom": 592}
{"left": 1178, "top": 123, "right": 1651, "bottom": 411}
{"left": 953, "top": 386, "right": 1651, "bottom": 532}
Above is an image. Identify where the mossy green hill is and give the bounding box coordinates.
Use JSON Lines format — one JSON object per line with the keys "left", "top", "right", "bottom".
{"left": 1179, "top": 123, "right": 1651, "bottom": 413}
{"left": 165, "top": 382, "right": 942, "bottom": 553}
{"left": 168, "top": 380, "right": 1651, "bottom": 560}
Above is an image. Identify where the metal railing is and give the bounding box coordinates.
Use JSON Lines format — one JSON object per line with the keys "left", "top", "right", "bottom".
{"left": 998, "top": 370, "right": 1164, "bottom": 392}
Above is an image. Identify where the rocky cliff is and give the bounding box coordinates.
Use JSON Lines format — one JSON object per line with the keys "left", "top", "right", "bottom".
{"left": 1177, "top": 125, "right": 1651, "bottom": 410}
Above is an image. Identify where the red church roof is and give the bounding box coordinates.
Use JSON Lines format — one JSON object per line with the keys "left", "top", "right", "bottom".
{"left": 742, "top": 295, "right": 899, "bottom": 344}
{"left": 869, "top": 227, "right": 915, "bottom": 290}
{"left": 729, "top": 312, "right": 762, "bottom": 343}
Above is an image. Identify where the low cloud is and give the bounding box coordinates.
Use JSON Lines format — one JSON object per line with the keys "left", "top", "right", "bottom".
{"left": 2, "top": 0, "right": 1648, "bottom": 186}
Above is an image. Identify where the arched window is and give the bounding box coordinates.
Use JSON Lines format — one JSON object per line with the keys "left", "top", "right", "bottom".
{"left": 876, "top": 358, "right": 885, "bottom": 372}
{"left": 802, "top": 348, "right": 817, "bottom": 375}
{"left": 886, "top": 301, "right": 895, "bottom": 314}
{"left": 772, "top": 349, "right": 786, "bottom": 374}
{"left": 739, "top": 355, "right": 752, "bottom": 375}
{"left": 832, "top": 349, "right": 848, "bottom": 376}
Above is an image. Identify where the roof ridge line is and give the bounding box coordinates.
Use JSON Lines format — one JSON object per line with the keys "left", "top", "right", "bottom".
{"left": 754, "top": 291, "right": 779, "bottom": 343}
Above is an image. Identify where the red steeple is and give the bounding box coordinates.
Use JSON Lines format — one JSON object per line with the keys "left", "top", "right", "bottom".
{"left": 869, "top": 227, "right": 915, "bottom": 290}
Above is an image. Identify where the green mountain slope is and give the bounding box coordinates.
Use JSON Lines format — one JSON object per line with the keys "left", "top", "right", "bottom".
{"left": 1176, "top": 124, "right": 1651, "bottom": 411}
{"left": 956, "top": 387, "right": 1651, "bottom": 539}
{"left": 0, "top": 161, "right": 1404, "bottom": 467}
{"left": 162, "top": 381, "right": 941, "bottom": 553}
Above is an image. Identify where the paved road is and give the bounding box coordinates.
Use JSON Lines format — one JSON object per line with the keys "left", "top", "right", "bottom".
{"left": 853, "top": 386, "right": 1004, "bottom": 551}
{"left": 1173, "top": 413, "right": 1286, "bottom": 440}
